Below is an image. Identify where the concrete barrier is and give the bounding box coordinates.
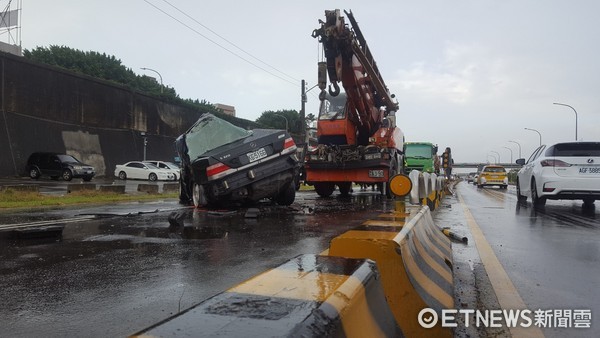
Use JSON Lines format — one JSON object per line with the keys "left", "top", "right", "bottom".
{"left": 132, "top": 254, "right": 402, "bottom": 337}
{"left": 327, "top": 204, "right": 453, "bottom": 337}
{"left": 0, "top": 184, "right": 39, "bottom": 193}
{"left": 162, "top": 183, "right": 179, "bottom": 193}
{"left": 67, "top": 183, "right": 97, "bottom": 193}
{"left": 137, "top": 184, "right": 159, "bottom": 194}
{"left": 99, "top": 185, "right": 126, "bottom": 194}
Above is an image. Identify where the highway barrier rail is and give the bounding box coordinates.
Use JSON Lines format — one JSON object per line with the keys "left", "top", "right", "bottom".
{"left": 132, "top": 254, "right": 402, "bottom": 337}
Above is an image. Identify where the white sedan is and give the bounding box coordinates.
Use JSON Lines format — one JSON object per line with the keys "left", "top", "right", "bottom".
{"left": 114, "top": 161, "right": 174, "bottom": 181}
{"left": 516, "top": 141, "right": 600, "bottom": 207}
{"left": 143, "top": 160, "right": 180, "bottom": 180}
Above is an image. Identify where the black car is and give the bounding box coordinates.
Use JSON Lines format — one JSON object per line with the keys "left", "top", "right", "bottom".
{"left": 176, "top": 114, "right": 299, "bottom": 207}
{"left": 26, "top": 152, "right": 95, "bottom": 181}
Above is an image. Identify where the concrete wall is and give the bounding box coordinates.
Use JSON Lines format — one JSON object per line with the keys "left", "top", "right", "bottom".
{"left": 0, "top": 51, "right": 206, "bottom": 177}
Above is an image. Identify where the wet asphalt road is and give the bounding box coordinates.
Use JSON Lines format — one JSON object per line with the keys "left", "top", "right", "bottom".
{"left": 2, "top": 180, "right": 599, "bottom": 337}
{"left": 0, "top": 190, "right": 395, "bottom": 337}
{"left": 455, "top": 182, "right": 599, "bottom": 338}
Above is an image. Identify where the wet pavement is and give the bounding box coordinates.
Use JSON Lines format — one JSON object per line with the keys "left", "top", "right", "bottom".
{"left": 0, "top": 190, "right": 396, "bottom": 337}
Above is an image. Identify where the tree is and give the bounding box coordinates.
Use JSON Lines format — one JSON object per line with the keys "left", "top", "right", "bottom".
{"left": 256, "top": 110, "right": 302, "bottom": 134}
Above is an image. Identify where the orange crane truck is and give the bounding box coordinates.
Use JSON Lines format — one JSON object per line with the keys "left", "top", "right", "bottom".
{"left": 305, "top": 9, "right": 404, "bottom": 197}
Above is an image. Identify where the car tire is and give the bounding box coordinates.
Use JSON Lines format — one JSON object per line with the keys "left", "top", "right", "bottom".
{"left": 62, "top": 169, "right": 73, "bottom": 181}
{"left": 583, "top": 198, "right": 595, "bottom": 209}
{"left": 516, "top": 179, "right": 527, "bottom": 202}
{"left": 314, "top": 182, "right": 335, "bottom": 197}
{"left": 118, "top": 171, "right": 127, "bottom": 180}
{"left": 83, "top": 176, "right": 92, "bottom": 182}
{"left": 275, "top": 183, "right": 296, "bottom": 206}
{"left": 337, "top": 182, "right": 352, "bottom": 196}
{"left": 149, "top": 173, "right": 158, "bottom": 181}
{"left": 531, "top": 178, "right": 546, "bottom": 207}
{"left": 29, "top": 168, "right": 40, "bottom": 180}
{"left": 192, "top": 183, "right": 208, "bottom": 208}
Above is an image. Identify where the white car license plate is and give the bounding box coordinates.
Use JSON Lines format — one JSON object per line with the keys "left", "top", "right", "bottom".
{"left": 247, "top": 148, "right": 268, "bottom": 163}
{"left": 579, "top": 167, "right": 600, "bottom": 174}
{"left": 369, "top": 169, "right": 384, "bottom": 178}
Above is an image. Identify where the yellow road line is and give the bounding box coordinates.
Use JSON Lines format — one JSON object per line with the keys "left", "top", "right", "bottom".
{"left": 457, "top": 191, "right": 544, "bottom": 338}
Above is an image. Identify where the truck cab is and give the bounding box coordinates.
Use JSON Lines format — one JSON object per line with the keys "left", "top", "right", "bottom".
{"left": 403, "top": 142, "right": 438, "bottom": 174}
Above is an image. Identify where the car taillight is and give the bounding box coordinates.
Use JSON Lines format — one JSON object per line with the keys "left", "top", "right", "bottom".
{"left": 284, "top": 137, "right": 295, "bottom": 149}
{"left": 540, "top": 159, "right": 571, "bottom": 167}
{"left": 206, "top": 162, "right": 231, "bottom": 178}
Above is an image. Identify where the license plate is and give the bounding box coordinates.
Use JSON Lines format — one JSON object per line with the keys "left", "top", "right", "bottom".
{"left": 579, "top": 167, "right": 600, "bottom": 174}
{"left": 369, "top": 169, "right": 384, "bottom": 178}
{"left": 491, "top": 175, "right": 498, "bottom": 178}
{"left": 247, "top": 148, "right": 268, "bottom": 163}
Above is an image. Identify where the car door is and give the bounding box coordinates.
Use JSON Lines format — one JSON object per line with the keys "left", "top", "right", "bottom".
{"left": 127, "top": 162, "right": 145, "bottom": 179}
{"left": 519, "top": 145, "right": 545, "bottom": 196}
{"left": 47, "top": 154, "right": 63, "bottom": 177}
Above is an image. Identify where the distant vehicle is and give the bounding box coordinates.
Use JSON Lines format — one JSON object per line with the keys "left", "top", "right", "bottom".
{"left": 404, "top": 142, "right": 439, "bottom": 174}
{"left": 477, "top": 165, "right": 508, "bottom": 189}
{"left": 114, "top": 161, "right": 174, "bottom": 181}
{"left": 516, "top": 141, "right": 600, "bottom": 207}
{"left": 143, "top": 161, "right": 180, "bottom": 181}
{"left": 176, "top": 113, "right": 299, "bottom": 208}
{"left": 26, "top": 152, "right": 95, "bottom": 182}
{"left": 467, "top": 172, "right": 477, "bottom": 183}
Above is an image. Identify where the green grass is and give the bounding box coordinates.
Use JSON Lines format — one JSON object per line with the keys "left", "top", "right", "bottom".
{"left": 0, "top": 189, "right": 178, "bottom": 210}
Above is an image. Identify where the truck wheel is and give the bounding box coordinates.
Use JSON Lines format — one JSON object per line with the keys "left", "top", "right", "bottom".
{"left": 314, "top": 182, "right": 335, "bottom": 197}
{"left": 275, "top": 183, "right": 296, "bottom": 206}
{"left": 337, "top": 182, "right": 352, "bottom": 196}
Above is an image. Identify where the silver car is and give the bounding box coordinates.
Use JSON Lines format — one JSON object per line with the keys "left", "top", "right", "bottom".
{"left": 516, "top": 142, "right": 600, "bottom": 207}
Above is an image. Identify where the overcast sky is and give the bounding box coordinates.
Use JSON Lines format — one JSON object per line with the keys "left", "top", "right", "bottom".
{"left": 15, "top": 0, "right": 600, "bottom": 163}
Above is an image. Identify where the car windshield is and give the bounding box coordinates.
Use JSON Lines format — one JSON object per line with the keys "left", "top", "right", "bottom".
{"left": 145, "top": 163, "right": 160, "bottom": 169}
{"left": 405, "top": 144, "right": 433, "bottom": 158}
{"left": 181, "top": 114, "right": 253, "bottom": 160}
{"left": 165, "top": 162, "right": 180, "bottom": 169}
{"left": 484, "top": 167, "right": 506, "bottom": 173}
{"left": 546, "top": 142, "right": 600, "bottom": 157}
{"left": 56, "top": 154, "right": 80, "bottom": 163}
{"left": 318, "top": 94, "right": 346, "bottom": 120}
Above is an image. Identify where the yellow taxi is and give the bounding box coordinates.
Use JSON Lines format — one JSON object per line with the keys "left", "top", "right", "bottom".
{"left": 477, "top": 165, "right": 508, "bottom": 189}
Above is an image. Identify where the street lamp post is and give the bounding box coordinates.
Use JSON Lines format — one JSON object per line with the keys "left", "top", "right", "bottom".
{"left": 488, "top": 153, "right": 498, "bottom": 164}
{"left": 553, "top": 102, "right": 578, "bottom": 140}
{"left": 491, "top": 150, "right": 501, "bottom": 164}
{"left": 141, "top": 132, "right": 147, "bottom": 161}
{"left": 502, "top": 146, "right": 513, "bottom": 164}
{"left": 275, "top": 114, "right": 288, "bottom": 131}
{"left": 509, "top": 140, "right": 522, "bottom": 159}
{"left": 524, "top": 128, "right": 542, "bottom": 147}
{"left": 140, "top": 67, "right": 164, "bottom": 93}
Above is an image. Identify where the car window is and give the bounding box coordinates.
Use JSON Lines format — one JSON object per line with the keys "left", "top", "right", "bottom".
{"left": 484, "top": 167, "right": 506, "bottom": 173}
{"left": 182, "top": 114, "right": 253, "bottom": 160}
{"left": 545, "top": 142, "right": 600, "bottom": 157}
{"left": 57, "top": 154, "right": 79, "bottom": 163}
{"left": 127, "top": 162, "right": 143, "bottom": 168}
{"left": 146, "top": 163, "right": 160, "bottom": 169}
{"left": 526, "top": 145, "right": 545, "bottom": 164}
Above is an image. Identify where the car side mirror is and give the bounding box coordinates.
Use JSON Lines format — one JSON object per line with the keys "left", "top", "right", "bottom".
{"left": 516, "top": 158, "right": 525, "bottom": 165}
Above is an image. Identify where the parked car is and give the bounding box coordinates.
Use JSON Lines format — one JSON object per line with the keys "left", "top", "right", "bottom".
{"left": 27, "top": 152, "right": 95, "bottom": 181}
{"left": 114, "top": 161, "right": 174, "bottom": 181}
{"left": 176, "top": 113, "right": 299, "bottom": 208}
{"left": 516, "top": 141, "right": 600, "bottom": 207}
{"left": 477, "top": 165, "right": 508, "bottom": 189}
{"left": 144, "top": 161, "right": 180, "bottom": 180}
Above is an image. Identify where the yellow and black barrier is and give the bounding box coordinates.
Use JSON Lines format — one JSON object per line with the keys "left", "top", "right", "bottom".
{"left": 327, "top": 203, "right": 453, "bottom": 337}
{"left": 132, "top": 254, "right": 402, "bottom": 337}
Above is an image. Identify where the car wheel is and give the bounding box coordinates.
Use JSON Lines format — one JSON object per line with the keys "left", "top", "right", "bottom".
{"left": 516, "top": 179, "right": 527, "bottom": 202}
{"left": 83, "top": 176, "right": 92, "bottom": 182}
{"left": 62, "top": 169, "right": 73, "bottom": 181}
{"left": 337, "top": 182, "right": 352, "bottom": 196}
{"left": 149, "top": 173, "right": 158, "bottom": 181}
{"left": 192, "top": 183, "right": 208, "bottom": 207}
{"left": 275, "top": 183, "right": 296, "bottom": 206}
{"left": 314, "top": 182, "right": 335, "bottom": 197}
{"left": 29, "top": 168, "right": 40, "bottom": 179}
{"left": 583, "top": 198, "right": 595, "bottom": 208}
{"left": 531, "top": 178, "right": 546, "bottom": 207}
{"left": 172, "top": 174, "right": 178, "bottom": 181}
{"left": 477, "top": 184, "right": 482, "bottom": 188}
{"left": 118, "top": 171, "right": 127, "bottom": 180}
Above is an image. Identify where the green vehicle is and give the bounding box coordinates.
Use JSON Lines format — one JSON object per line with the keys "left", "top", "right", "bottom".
{"left": 403, "top": 142, "right": 439, "bottom": 174}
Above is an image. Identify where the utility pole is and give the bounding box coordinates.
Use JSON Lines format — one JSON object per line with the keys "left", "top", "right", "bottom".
{"left": 301, "top": 79, "right": 306, "bottom": 139}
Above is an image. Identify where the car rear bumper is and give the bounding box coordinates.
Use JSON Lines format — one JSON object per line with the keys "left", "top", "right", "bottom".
{"left": 540, "top": 176, "right": 600, "bottom": 200}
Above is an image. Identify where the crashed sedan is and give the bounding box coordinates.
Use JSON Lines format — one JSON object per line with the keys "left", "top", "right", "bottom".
{"left": 176, "top": 114, "right": 299, "bottom": 207}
